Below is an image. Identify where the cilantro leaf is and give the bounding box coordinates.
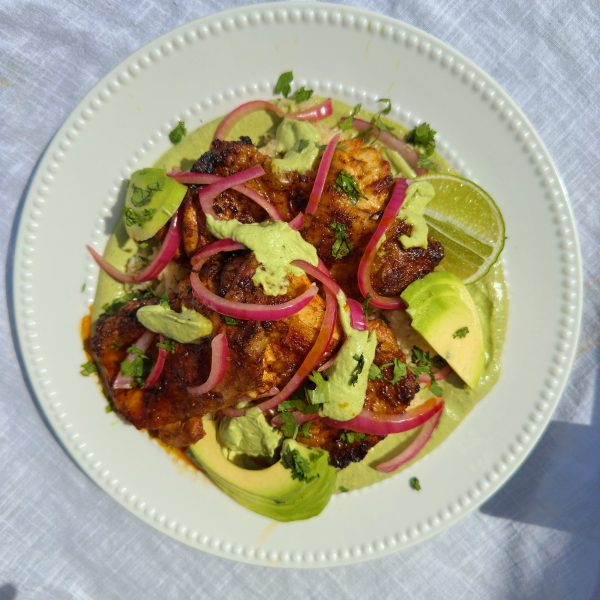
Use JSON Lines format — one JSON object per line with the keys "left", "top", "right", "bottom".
{"left": 159, "top": 293, "right": 170, "bottom": 309}
{"left": 278, "top": 398, "right": 319, "bottom": 414}
{"left": 156, "top": 338, "right": 175, "bottom": 353}
{"left": 335, "top": 170, "right": 365, "bottom": 205}
{"left": 330, "top": 221, "right": 353, "bottom": 259}
{"left": 291, "top": 86, "right": 313, "bottom": 103}
{"left": 124, "top": 206, "right": 156, "bottom": 228}
{"left": 298, "top": 421, "right": 313, "bottom": 438}
{"left": 340, "top": 431, "right": 368, "bottom": 443}
{"left": 361, "top": 294, "right": 372, "bottom": 316}
{"left": 430, "top": 380, "right": 444, "bottom": 397}
{"left": 223, "top": 316, "right": 238, "bottom": 326}
{"left": 349, "top": 353, "right": 365, "bottom": 386}
{"left": 101, "top": 289, "right": 156, "bottom": 316}
{"left": 368, "top": 363, "right": 383, "bottom": 381}
{"left": 453, "top": 326, "right": 469, "bottom": 339}
{"left": 389, "top": 358, "right": 407, "bottom": 385}
{"left": 339, "top": 103, "right": 361, "bottom": 131}
{"left": 277, "top": 412, "right": 298, "bottom": 439}
{"left": 119, "top": 346, "right": 149, "bottom": 387}
{"left": 281, "top": 447, "right": 316, "bottom": 482}
{"left": 411, "top": 346, "right": 432, "bottom": 367}
{"left": 377, "top": 98, "right": 392, "bottom": 115}
{"left": 274, "top": 71, "right": 293, "bottom": 98}
{"left": 409, "top": 476, "right": 421, "bottom": 491}
{"left": 80, "top": 360, "right": 97, "bottom": 376}
{"left": 168, "top": 120, "right": 187, "bottom": 145}
{"left": 405, "top": 122, "right": 437, "bottom": 157}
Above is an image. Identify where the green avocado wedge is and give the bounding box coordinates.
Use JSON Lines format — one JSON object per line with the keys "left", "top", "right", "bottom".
{"left": 188, "top": 418, "right": 336, "bottom": 522}
{"left": 124, "top": 168, "right": 187, "bottom": 241}
{"left": 401, "top": 272, "right": 486, "bottom": 388}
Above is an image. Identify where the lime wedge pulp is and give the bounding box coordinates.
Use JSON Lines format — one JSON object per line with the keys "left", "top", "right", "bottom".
{"left": 421, "top": 174, "right": 506, "bottom": 283}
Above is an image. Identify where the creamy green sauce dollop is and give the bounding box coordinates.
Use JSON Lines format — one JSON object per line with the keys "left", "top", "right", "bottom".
{"left": 398, "top": 181, "right": 435, "bottom": 249}
{"left": 309, "top": 292, "right": 377, "bottom": 421}
{"left": 136, "top": 304, "right": 212, "bottom": 343}
{"left": 272, "top": 119, "right": 321, "bottom": 174}
{"left": 205, "top": 215, "right": 318, "bottom": 296}
{"left": 218, "top": 407, "right": 281, "bottom": 459}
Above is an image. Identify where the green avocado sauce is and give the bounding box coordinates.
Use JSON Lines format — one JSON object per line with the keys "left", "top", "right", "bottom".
{"left": 398, "top": 181, "right": 435, "bottom": 249}
{"left": 205, "top": 215, "right": 318, "bottom": 296}
{"left": 136, "top": 304, "right": 212, "bottom": 343}
{"left": 92, "top": 97, "right": 508, "bottom": 494}
{"left": 309, "top": 293, "right": 377, "bottom": 421}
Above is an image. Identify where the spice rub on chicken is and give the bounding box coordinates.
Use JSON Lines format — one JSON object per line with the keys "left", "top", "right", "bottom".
{"left": 90, "top": 133, "right": 440, "bottom": 463}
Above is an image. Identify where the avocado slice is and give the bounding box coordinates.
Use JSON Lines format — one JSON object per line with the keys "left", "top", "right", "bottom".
{"left": 188, "top": 418, "right": 336, "bottom": 521}
{"left": 124, "top": 168, "right": 187, "bottom": 241}
{"left": 401, "top": 272, "right": 485, "bottom": 388}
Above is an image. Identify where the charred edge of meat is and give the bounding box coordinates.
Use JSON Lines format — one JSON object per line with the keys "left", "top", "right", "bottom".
{"left": 191, "top": 136, "right": 253, "bottom": 174}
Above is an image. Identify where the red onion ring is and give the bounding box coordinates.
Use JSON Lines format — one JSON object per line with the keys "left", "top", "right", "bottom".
{"left": 374, "top": 400, "right": 444, "bottom": 472}
{"left": 143, "top": 335, "right": 167, "bottom": 389}
{"left": 323, "top": 397, "right": 440, "bottom": 435}
{"left": 169, "top": 169, "right": 283, "bottom": 222}
{"left": 190, "top": 271, "right": 318, "bottom": 321}
{"left": 113, "top": 330, "right": 155, "bottom": 390}
{"left": 214, "top": 100, "right": 285, "bottom": 140}
{"left": 288, "top": 212, "right": 305, "bottom": 230}
{"left": 305, "top": 133, "right": 340, "bottom": 215}
{"left": 357, "top": 179, "right": 409, "bottom": 309}
{"left": 87, "top": 210, "right": 181, "bottom": 284}
{"left": 187, "top": 333, "right": 229, "bottom": 395}
{"left": 287, "top": 98, "right": 333, "bottom": 121}
{"left": 352, "top": 118, "right": 419, "bottom": 171}
{"left": 347, "top": 298, "right": 367, "bottom": 331}
{"left": 292, "top": 259, "right": 342, "bottom": 297}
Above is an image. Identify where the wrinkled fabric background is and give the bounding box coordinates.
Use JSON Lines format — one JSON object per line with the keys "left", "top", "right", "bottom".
{"left": 1, "top": 1, "right": 599, "bottom": 599}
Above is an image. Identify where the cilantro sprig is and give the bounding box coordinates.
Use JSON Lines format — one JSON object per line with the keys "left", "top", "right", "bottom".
{"left": 335, "top": 170, "right": 366, "bottom": 205}
{"left": 273, "top": 71, "right": 314, "bottom": 102}
{"left": 405, "top": 122, "right": 437, "bottom": 165}
{"left": 330, "top": 221, "right": 353, "bottom": 260}
{"left": 168, "top": 120, "right": 187, "bottom": 145}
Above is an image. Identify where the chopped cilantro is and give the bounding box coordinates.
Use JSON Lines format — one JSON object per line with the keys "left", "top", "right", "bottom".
{"left": 409, "top": 476, "right": 421, "bottom": 491}
{"left": 340, "top": 431, "right": 368, "bottom": 443}
{"left": 430, "top": 380, "right": 444, "bottom": 397}
{"left": 418, "top": 156, "right": 436, "bottom": 169}
{"left": 411, "top": 346, "right": 432, "bottom": 367}
{"left": 298, "top": 421, "right": 313, "bottom": 438}
{"left": 349, "top": 353, "right": 365, "bottom": 386}
{"left": 281, "top": 447, "right": 316, "bottom": 482}
{"left": 377, "top": 98, "right": 392, "bottom": 115}
{"left": 335, "top": 170, "right": 365, "bottom": 205}
{"left": 411, "top": 346, "right": 444, "bottom": 396}
{"left": 109, "top": 341, "right": 124, "bottom": 350}
{"left": 330, "top": 221, "right": 353, "bottom": 259}
{"left": 368, "top": 363, "right": 383, "bottom": 381}
{"left": 291, "top": 86, "right": 313, "bottom": 103}
{"left": 223, "top": 316, "right": 238, "bottom": 326}
{"left": 156, "top": 338, "right": 175, "bottom": 353}
{"left": 338, "top": 485, "right": 349, "bottom": 493}
{"left": 274, "top": 70, "right": 293, "bottom": 98}
{"left": 80, "top": 360, "right": 97, "bottom": 376}
{"left": 159, "top": 293, "right": 170, "bottom": 309}
{"left": 129, "top": 180, "right": 163, "bottom": 207}
{"left": 453, "top": 326, "right": 469, "bottom": 339}
{"left": 105, "top": 404, "right": 113, "bottom": 413}
{"left": 277, "top": 412, "right": 298, "bottom": 439}
{"left": 278, "top": 398, "right": 319, "bottom": 415}
{"left": 389, "top": 358, "right": 407, "bottom": 385}
{"left": 124, "top": 206, "right": 156, "bottom": 228}
{"left": 101, "top": 290, "right": 156, "bottom": 316}
{"left": 119, "top": 346, "right": 149, "bottom": 387}
{"left": 361, "top": 293, "right": 372, "bottom": 316}
{"left": 405, "top": 122, "right": 437, "bottom": 158}
{"left": 339, "top": 103, "right": 361, "bottom": 131}
{"left": 168, "top": 120, "right": 187, "bottom": 145}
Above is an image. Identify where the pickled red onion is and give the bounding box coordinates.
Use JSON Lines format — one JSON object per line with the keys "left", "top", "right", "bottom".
{"left": 305, "top": 133, "right": 339, "bottom": 215}
{"left": 87, "top": 210, "right": 181, "bottom": 284}
{"left": 347, "top": 298, "right": 367, "bottom": 331}
{"left": 214, "top": 100, "right": 285, "bottom": 140}
{"left": 288, "top": 212, "right": 305, "bottom": 230}
{"left": 271, "top": 411, "right": 319, "bottom": 427}
{"left": 352, "top": 118, "right": 419, "bottom": 171}
{"left": 323, "top": 397, "right": 440, "bottom": 435}
{"left": 143, "top": 335, "right": 167, "bottom": 389}
{"left": 188, "top": 333, "right": 229, "bottom": 395}
{"left": 288, "top": 98, "right": 333, "bottom": 121}
{"left": 113, "top": 330, "right": 155, "bottom": 390}
{"left": 418, "top": 363, "right": 451, "bottom": 385}
{"left": 357, "top": 179, "right": 409, "bottom": 309}
{"left": 374, "top": 400, "right": 444, "bottom": 472}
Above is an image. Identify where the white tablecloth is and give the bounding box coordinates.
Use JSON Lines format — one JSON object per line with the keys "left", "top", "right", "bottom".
{"left": 1, "top": 1, "right": 599, "bottom": 598}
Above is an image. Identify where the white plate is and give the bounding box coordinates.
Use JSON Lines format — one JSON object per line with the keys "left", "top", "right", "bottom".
{"left": 11, "top": 2, "right": 582, "bottom": 567}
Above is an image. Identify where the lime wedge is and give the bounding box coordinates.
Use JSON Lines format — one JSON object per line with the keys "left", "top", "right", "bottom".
{"left": 421, "top": 174, "right": 505, "bottom": 283}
